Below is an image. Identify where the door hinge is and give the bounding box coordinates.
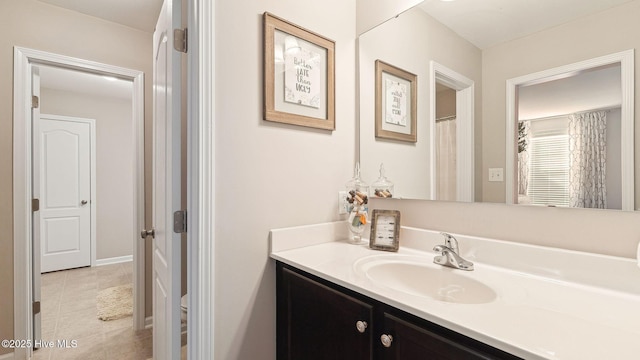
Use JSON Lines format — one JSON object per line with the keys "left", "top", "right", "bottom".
{"left": 173, "top": 28, "right": 187, "bottom": 53}
{"left": 33, "top": 301, "right": 41, "bottom": 315}
{"left": 32, "top": 198, "right": 40, "bottom": 212}
{"left": 31, "top": 95, "right": 39, "bottom": 109}
{"left": 173, "top": 210, "right": 187, "bottom": 234}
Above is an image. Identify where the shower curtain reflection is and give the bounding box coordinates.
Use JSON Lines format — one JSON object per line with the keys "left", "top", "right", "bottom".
{"left": 568, "top": 110, "right": 608, "bottom": 208}
{"left": 436, "top": 117, "right": 456, "bottom": 200}
{"left": 518, "top": 121, "right": 530, "bottom": 204}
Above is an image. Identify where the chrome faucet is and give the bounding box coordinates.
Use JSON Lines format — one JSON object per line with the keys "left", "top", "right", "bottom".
{"left": 433, "top": 232, "right": 474, "bottom": 271}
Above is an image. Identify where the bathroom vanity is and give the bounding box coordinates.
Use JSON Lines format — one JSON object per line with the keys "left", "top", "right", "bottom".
{"left": 277, "top": 262, "right": 520, "bottom": 359}
{"left": 270, "top": 222, "right": 640, "bottom": 360}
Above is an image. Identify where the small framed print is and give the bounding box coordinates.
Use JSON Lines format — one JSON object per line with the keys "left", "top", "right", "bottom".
{"left": 375, "top": 60, "right": 417, "bottom": 142}
{"left": 263, "top": 12, "right": 335, "bottom": 130}
{"left": 369, "top": 209, "right": 401, "bottom": 252}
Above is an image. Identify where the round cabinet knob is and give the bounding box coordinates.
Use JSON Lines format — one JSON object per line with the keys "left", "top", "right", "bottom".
{"left": 380, "top": 334, "right": 393, "bottom": 348}
{"left": 81, "top": 200, "right": 88, "bottom": 205}
{"left": 355, "top": 321, "right": 368, "bottom": 333}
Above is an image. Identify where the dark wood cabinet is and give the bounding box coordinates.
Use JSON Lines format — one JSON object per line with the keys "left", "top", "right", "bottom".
{"left": 379, "top": 312, "right": 509, "bottom": 360}
{"left": 277, "top": 266, "right": 373, "bottom": 359}
{"left": 277, "top": 262, "right": 522, "bottom": 360}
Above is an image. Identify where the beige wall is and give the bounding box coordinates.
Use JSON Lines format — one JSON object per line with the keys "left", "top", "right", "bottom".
{"left": 0, "top": 0, "right": 153, "bottom": 352}
{"left": 214, "top": 0, "right": 356, "bottom": 358}
{"left": 359, "top": 8, "right": 482, "bottom": 200}
{"left": 41, "top": 87, "right": 135, "bottom": 260}
{"left": 481, "top": 0, "right": 640, "bottom": 206}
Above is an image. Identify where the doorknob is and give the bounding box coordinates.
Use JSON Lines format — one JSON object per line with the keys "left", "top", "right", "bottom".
{"left": 81, "top": 200, "right": 88, "bottom": 205}
{"left": 140, "top": 228, "right": 155, "bottom": 239}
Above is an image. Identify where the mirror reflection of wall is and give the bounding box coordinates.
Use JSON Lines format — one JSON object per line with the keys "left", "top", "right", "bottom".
{"left": 358, "top": 0, "right": 638, "bottom": 210}
{"left": 358, "top": 6, "right": 481, "bottom": 200}
{"left": 435, "top": 82, "right": 456, "bottom": 201}
{"left": 516, "top": 64, "right": 622, "bottom": 209}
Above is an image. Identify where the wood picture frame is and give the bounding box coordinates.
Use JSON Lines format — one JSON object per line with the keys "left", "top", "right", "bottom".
{"left": 369, "top": 209, "right": 401, "bottom": 252}
{"left": 375, "top": 60, "right": 417, "bottom": 142}
{"left": 263, "top": 12, "right": 335, "bottom": 130}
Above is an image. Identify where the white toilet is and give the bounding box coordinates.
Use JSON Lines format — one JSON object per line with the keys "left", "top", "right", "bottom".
{"left": 181, "top": 294, "right": 188, "bottom": 323}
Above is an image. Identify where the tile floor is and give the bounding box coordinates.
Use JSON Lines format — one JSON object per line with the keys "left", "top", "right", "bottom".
{"left": 32, "top": 262, "right": 153, "bottom": 360}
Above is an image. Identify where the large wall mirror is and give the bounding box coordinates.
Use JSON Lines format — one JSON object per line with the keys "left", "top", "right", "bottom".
{"left": 357, "top": 0, "right": 638, "bottom": 211}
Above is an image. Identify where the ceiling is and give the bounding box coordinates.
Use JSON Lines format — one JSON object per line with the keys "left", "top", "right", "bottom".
{"left": 419, "top": 0, "right": 635, "bottom": 49}
{"left": 39, "top": 65, "right": 133, "bottom": 100}
{"left": 518, "top": 65, "right": 621, "bottom": 120}
{"left": 37, "top": 0, "right": 163, "bottom": 32}
{"left": 35, "top": 0, "right": 158, "bottom": 98}
{"left": 36, "top": 0, "right": 633, "bottom": 98}
{"left": 38, "top": 0, "right": 635, "bottom": 51}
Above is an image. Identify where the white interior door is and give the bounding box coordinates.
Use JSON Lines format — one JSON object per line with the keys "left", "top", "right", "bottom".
{"left": 152, "top": 0, "right": 182, "bottom": 358}
{"left": 38, "top": 114, "right": 93, "bottom": 273}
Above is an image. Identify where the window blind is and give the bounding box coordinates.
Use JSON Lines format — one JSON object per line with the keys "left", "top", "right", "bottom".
{"left": 527, "top": 132, "right": 570, "bottom": 207}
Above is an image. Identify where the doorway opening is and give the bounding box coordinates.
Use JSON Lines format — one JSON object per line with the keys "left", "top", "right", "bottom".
{"left": 434, "top": 81, "right": 457, "bottom": 201}
{"left": 429, "top": 61, "right": 475, "bottom": 202}
{"left": 13, "top": 47, "right": 146, "bottom": 360}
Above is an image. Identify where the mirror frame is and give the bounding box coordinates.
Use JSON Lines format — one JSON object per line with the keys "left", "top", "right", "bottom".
{"left": 505, "top": 49, "right": 635, "bottom": 210}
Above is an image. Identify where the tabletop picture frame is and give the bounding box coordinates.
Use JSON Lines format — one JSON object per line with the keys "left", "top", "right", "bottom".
{"left": 369, "top": 209, "right": 401, "bottom": 252}
{"left": 375, "top": 60, "right": 417, "bottom": 142}
{"left": 263, "top": 12, "right": 335, "bottom": 130}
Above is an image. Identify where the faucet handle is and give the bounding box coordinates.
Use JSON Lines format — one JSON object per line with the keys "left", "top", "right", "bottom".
{"left": 440, "top": 232, "right": 459, "bottom": 254}
{"left": 433, "top": 244, "right": 446, "bottom": 253}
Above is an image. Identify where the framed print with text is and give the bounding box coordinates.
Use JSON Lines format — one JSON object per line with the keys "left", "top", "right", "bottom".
{"left": 264, "top": 12, "right": 335, "bottom": 130}
{"left": 375, "top": 60, "right": 417, "bottom": 142}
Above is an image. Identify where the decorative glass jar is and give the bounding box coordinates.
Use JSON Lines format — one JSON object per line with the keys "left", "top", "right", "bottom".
{"left": 345, "top": 163, "right": 369, "bottom": 244}
{"left": 371, "top": 163, "right": 394, "bottom": 198}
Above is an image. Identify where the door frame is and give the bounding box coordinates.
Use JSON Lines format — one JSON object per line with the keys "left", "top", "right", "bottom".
{"left": 13, "top": 47, "right": 146, "bottom": 359}
{"left": 36, "top": 114, "right": 97, "bottom": 271}
{"left": 429, "top": 61, "right": 475, "bottom": 202}
{"left": 186, "top": 0, "right": 216, "bottom": 358}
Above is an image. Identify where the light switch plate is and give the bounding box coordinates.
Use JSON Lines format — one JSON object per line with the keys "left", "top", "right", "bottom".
{"left": 489, "top": 168, "right": 504, "bottom": 182}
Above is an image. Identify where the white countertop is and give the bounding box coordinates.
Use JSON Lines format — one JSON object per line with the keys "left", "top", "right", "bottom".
{"left": 270, "top": 222, "right": 640, "bottom": 360}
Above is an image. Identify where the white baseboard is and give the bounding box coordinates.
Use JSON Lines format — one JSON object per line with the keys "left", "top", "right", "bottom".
{"left": 95, "top": 255, "right": 133, "bottom": 266}
{"left": 0, "top": 351, "right": 14, "bottom": 360}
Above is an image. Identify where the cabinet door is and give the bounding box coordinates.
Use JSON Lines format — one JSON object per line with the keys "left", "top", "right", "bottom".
{"left": 380, "top": 313, "right": 512, "bottom": 360}
{"left": 278, "top": 266, "right": 373, "bottom": 360}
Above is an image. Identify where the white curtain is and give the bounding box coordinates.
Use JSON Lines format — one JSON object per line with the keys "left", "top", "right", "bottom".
{"left": 568, "top": 111, "right": 607, "bottom": 208}
{"left": 436, "top": 118, "right": 456, "bottom": 201}
{"left": 517, "top": 120, "right": 530, "bottom": 198}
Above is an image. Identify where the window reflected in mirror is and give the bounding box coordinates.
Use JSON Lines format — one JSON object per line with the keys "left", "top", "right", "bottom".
{"left": 516, "top": 64, "right": 622, "bottom": 209}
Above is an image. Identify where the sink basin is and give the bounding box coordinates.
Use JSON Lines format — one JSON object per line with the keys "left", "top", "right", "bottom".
{"left": 354, "top": 255, "right": 496, "bottom": 304}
